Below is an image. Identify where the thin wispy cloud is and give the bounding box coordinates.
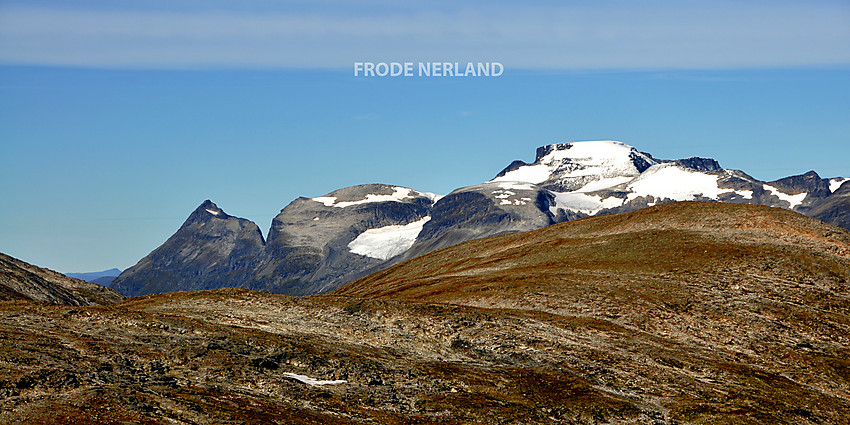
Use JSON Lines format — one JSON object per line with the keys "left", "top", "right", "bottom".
{"left": 1, "top": 3, "right": 848, "bottom": 69}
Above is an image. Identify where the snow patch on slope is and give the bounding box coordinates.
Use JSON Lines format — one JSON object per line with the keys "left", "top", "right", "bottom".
{"left": 348, "top": 217, "right": 431, "bottom": 260}
{"left": 490, "top": 181, "right": 538, "bottom": 206}
{"left": 282, "top": 373, "right": 347, "bottom": 387}
{"left": 500, "top": 197, "right": 533, "bottom": 206}
{"left": 205, "top": 209, "right": 220, "bottom": 216}
{"left": 313, "top": 187, "right": 430, "bottom": 208}
{"left": 627, "top": 165, "right": 726, "bottom": 202}
{"left": 763, "top": 184, "right": 807, "bottom": 208}
{"left": 547, "top": 173, "right": 634, "bottom": 215}
{"left": 830, "top": 178, "right": 849, "bottom": 193}
{"left": 417, "top": 191, "right": 444, "bottom": 203}
{"left": 550, "top": 192, "right": 623, "bottom": 215}
{"left": 497, "top": 182, "right": 535, "bottom": 191}
{"left": 736, "top": 190, "right": 754, "bottom": 200}
{"left": 312, "top": 196, "right": 337, "bottom": 206}
{"left": 492, "top": 164, "right": 552, "bottom": 184}
{"left": 576, "top": 176, "right": 633, "bottom": 192}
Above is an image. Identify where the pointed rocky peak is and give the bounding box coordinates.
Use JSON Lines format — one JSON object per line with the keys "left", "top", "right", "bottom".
{"left": 172, "top": 199, "right": 264, "bottom": 245}
{"left": 111, "top": 199, "right": 265, "bottom": 297}
{"left": 193, "top": 199, "right": 230, "bottom": 220}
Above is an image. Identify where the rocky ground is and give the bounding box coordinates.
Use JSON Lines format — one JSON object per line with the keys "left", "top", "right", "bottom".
{"left": 1, "top": 253, "right": 124, "bottom": 306}
{"left": 1, "top": 202, "right": 849, "bottom": 424}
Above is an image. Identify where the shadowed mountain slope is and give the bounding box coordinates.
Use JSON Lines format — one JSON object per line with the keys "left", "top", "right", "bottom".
{"left": 110, "top": 200, "right": 266, "bottom": 296}
{"left": 810, "top": 180, "right": 850, "bottom": 229}
{"left": 1, "top": 252, "right": 124, "bottom": 305}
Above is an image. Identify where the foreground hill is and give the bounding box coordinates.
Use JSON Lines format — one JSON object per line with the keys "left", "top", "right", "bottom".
{"left": 339, "top": 202, "right": 850, "bottom": 421}
{"left": 2, "top": 203, "right": 848, "bottom": 423}
{"left": 338, "top": 201, "right": 850, "bottom": 303}
{"left": 111, "top": 141, "right": 849, "bottom": 297}
{"left": 0, "top": 252, "right": 124, "bottom": 305}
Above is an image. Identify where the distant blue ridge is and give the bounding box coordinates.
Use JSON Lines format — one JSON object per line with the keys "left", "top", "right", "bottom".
{"left": 65, "top": 268, "right": 122, "bottom": 283}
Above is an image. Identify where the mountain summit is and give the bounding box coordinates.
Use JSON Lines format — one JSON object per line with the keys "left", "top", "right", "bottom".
{"left": 491, "top": 140, "right": 829, "bottom": 219}
{"left": 110, "top": 200, "right": 265, "bottom": 295}
{"left": 493, "top": 141, "right": 657, "bottom": 192}
{"left": 110, "top": 141, "right": 848, "bottom": 297}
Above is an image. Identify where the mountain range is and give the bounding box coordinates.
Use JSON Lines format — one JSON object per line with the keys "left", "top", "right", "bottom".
{"left": 110, "top": 140, "right": 849, "bottom": 297}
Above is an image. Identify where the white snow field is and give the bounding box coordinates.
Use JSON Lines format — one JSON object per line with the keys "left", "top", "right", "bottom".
{"left": 763, "top": 184, "right": 808, "bottom": 208}
{"left": 348, "top": 216, "right": 431, "bottom": 260}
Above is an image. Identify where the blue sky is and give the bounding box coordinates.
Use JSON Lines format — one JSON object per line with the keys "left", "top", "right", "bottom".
{"left": 1, "top": 0, "right": 849, "bottom": 272}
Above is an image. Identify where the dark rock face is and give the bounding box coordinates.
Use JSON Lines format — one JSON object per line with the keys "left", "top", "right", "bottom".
{"left": 112, "top": 187, "right": 438, "bottom": 297}
{"left": 671, "top": 157, "right": 723, "bottom": 172}
{"left": 630, "top": 151, "right": 658, "bottom": 172}
{"left": 743, "top": 171, "right": 848, "bottom": 219}
{"left": 0, "top": 253, "right": 124, "bottom": 305}
{"left": 534, "top": 143, "right": 570, "bottom": 161}
{"left": 808, "top": 181, "right": 850, "bottom": 229}
{"left": 112, "top": 141, "right": 847, "bottom": 297}
{"left": 257, "top": 185, "right": 435, "bottom": 295}
{"left": 769, "top": 170, "right": 831, "bottom": 197}
{"left": 111, "top": 200, "right": 266, "bottom": 296}
{"left": 399, "top": 182, "right": 552, "bottom": 261}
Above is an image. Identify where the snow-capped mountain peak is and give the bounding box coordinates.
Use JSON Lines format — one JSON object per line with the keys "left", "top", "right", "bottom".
{"left": 489, "top": 141, "right": 836, "bottom": 220}
{"left": 491, "top": 141, "right": 657, "bottom": 192}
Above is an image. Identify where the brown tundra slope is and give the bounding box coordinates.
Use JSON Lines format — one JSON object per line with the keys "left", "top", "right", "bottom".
{"left": 1, "top": 202, "right": 849, "bottom": 424}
